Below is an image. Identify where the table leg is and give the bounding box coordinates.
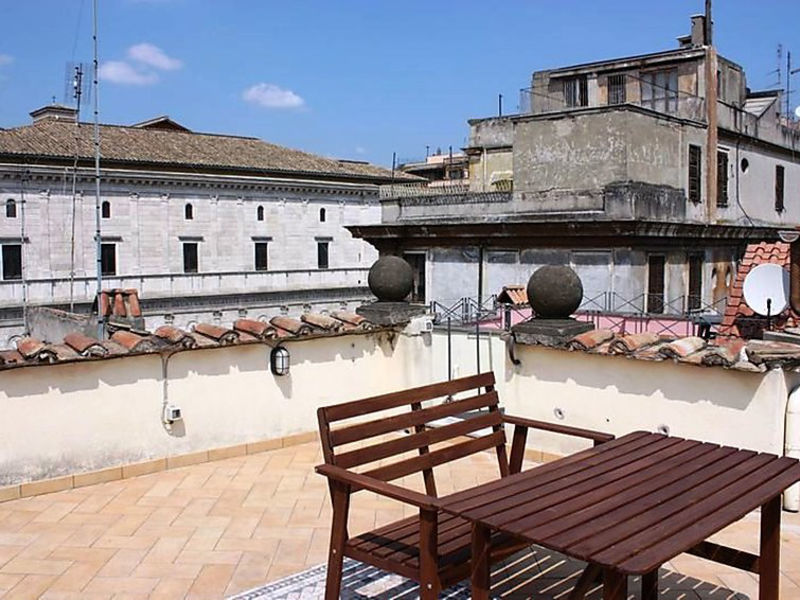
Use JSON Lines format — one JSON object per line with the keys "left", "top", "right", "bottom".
{"left": 602, "top": 568, "right": 626, "bottom": 600}
{"left": 471, "top": 522, "right": 491, "bottom": 600}
{"left": 759, "top": 494, "right": 781, "bottom": 600}
{"left": 569, "top": 564, "right": 602, "bottom": 600}
{"left": 641, "top": 568, "right": 659, "bottom": 600}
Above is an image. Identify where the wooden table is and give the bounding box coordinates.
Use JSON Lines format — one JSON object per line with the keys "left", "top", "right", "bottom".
{"left": 438, "top": 431, "right": 800, "bottom": 599}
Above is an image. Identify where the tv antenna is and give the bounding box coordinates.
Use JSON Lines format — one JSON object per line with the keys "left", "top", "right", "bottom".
{"left": 742, "top": 263, "right": 790, "bottom": 329}
{"left": 64, "top": 62, "right": 91, "bottom": 115}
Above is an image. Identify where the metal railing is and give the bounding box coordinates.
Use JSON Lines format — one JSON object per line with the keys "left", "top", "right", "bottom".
{"left": 379, "top": 181, "right": 471, "bottom": 199}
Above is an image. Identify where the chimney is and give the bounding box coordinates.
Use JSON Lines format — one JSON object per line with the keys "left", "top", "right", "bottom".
{"left": 690, "top": 15, "right": 707, "bottom": 47}
{"left": 29, "top": 104, "right": 78, "bottom": 124}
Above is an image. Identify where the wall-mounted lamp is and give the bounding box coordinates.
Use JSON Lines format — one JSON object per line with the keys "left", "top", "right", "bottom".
{"left": 270, "top": 346, "right": 290, "bottom": 376}
{"left": 779, "top": 230, "right": 800, "bottom": 244}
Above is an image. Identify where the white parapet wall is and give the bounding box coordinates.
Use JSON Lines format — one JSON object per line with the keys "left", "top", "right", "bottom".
{"left": 0, "top": 326, "right": 793, "bottom": 488}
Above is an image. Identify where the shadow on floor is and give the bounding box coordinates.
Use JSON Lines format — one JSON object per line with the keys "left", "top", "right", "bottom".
{"left": 229, "top": 547, "right": 747, "bottom": 600}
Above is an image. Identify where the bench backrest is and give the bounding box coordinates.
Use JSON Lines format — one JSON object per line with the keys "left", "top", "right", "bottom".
{"left": 317, "top": 372, "right": 509, "bottom": 497}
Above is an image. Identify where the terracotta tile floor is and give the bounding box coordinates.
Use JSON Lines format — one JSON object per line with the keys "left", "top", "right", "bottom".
{"left": 0, "top": 440, "right": 798, "bottom": 599}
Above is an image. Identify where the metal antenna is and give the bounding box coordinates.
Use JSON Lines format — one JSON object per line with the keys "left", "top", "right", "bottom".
{"left": 68, "top": 64, "right": 85, "bottom": 312}
{"left": 91, "top": 0, "right": 103, "bottom": 340}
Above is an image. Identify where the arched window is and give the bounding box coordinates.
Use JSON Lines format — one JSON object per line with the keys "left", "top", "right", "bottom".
{"left": 101, "top": 200, "right": 111, "bottom": 219}
{"left": 257, "top": 205, "right": 264, "bottom": 221}
{"left": 185, "top": 203, "right": 193, "bottom": 220}
{"left": 319, "top": 207, "right": 326, "bottom": 223}
{"left": 5, "top": 199, "right": 16, "bottom": 218}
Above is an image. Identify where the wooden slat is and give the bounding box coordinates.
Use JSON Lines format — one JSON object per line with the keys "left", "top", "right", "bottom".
{"left": 545, "top": 447, "right": 753, "bottom": 553}
{"left": 446, "top": 433, "right": 677, "bottom": 520}
{"left": 503, "top": 414, "right": 614, "bottom": 444}
{"left": 330, "top": 390, "right": 498, "bottom": 447}
{"left": 685, "top": 541, "right": 759, "bottom": 574}
{"left": 617, "top": 461, "right": 800, "bottom": 574}
{"left": 567, "top": 451, "right": 769, "bottom": 560}
{"left": 315, "top": 463, "right": 439, "bottom": 509}
{"left": 335, "top": 411, "right": 502, "bottom": 469}
{"left": 441, "top": 431, "right": 652, "bottom": 508}
{"left": 321, "top": 372, "right": 495, "bottom": 422}
{"left": 480, "top": 437, "right": 693, "bottom": 530}
{"left": 363, "top": 431, "right": 506, "bottom": 483}
{"left": 527, "top": 443, "right": 730, "bottom": 543}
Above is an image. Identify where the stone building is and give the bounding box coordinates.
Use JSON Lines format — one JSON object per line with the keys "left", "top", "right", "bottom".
{"left": 353, "top": 14, "right": 798, "bottom": 317}
{"left": 0, "top": 105, "right": 417, "bottom": 347}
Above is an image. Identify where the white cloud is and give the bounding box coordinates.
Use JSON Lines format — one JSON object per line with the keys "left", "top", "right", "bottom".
{"left": 99, "top": 61, "right": 158, "bottom": 86}
{"left": 127, "top": 43, "right": 182, "bottom": 71}
{"left": 242, "top": 83, "right": 305, "bottom": 109}
{"left": 0, "top": 54, "right": 12, "bottom": 67}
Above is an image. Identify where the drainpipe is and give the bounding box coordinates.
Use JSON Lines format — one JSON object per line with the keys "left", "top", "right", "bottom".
{"left": 786, "top": 385, "right": 800, "bottom": 512}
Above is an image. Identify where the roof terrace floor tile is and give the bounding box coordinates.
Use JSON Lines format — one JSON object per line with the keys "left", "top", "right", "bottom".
{"left": 0, "top": 440, "right": 798, "bottom": 598}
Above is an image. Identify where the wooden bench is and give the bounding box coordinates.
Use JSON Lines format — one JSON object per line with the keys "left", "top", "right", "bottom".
{"left": 315, "top": 372, "right": 614, "bottom": 599}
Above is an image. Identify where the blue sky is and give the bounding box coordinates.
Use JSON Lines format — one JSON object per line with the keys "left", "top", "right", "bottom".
{"left": 1, "top": 1, "right": 799, "bottom": 167}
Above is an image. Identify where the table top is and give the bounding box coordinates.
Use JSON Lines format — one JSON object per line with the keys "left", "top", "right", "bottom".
{"left": 439, "top": 431, "right": 800, "bottom": 575}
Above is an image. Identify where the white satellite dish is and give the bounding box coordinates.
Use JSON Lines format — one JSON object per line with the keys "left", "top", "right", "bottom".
{"left": 742, "top": 263, "right": 789, "bottom": 316}
{"left": 795, "top": 105, "right": 800, "bottom": 119}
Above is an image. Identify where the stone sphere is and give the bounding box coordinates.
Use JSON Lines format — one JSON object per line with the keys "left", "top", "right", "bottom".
{"left": 368, "top": 256, "right": 414, "bottom": 302}
{"left": 527, "top": 265, "right": 583, "bottom": 318}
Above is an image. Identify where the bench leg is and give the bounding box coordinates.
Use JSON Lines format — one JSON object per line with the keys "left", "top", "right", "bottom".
{"left": 641, "top": 568, "right": 659, "bottom": 600}
{"left": 324, "top": 482, "right": 350, "bottom": 600}
{"left": 471, "top": 522, "right": 491, "bottom": 600}
{"left": 759, "top": 494, "right": 781, "bottom": 600}
{"left": 602, "top": 568, "right": 626, "bottom": 600}
{"left": 419, "top": 508, "right": 441, "bottom": 599}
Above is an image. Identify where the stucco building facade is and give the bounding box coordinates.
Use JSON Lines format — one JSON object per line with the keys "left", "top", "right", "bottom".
{"left": 0, "top": 107, "right": 416, "bottom": 347}
{"left": 354, "top": 15, "right": 799, "bottom": 317}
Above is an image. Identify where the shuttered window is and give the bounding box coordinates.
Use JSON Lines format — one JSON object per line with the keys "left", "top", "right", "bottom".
{"left": 688, "top": 254, "right": 703, "bottom": 311}
{"left": 688, "top": 145, "right": 702, "bottom": 203}
{"left": 776, "top": 165, "right": 785, "bottom": 212}
{"left": 608, "top": 74, "right": 626, "bottom": 104}
{"left": 647, "top": 255, "right": 665, "bottom": 314}
{"left": 716, "top": 151, "right": 728, "bottom": 207}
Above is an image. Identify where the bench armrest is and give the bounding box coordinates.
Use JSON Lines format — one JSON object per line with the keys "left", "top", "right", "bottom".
{"left": 502, "top": 414, "right": 614, "bottom": 474}
{"left": 315, "top": 463, "right": 440, "bottom": 511}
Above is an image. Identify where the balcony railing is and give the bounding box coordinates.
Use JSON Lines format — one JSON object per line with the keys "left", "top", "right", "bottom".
{"left": 379, "top": 181, "right": 470, "bottom": 199}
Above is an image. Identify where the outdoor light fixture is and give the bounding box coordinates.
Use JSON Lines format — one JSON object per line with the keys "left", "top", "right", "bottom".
{"left": 778, "top": 230, "right": 800, "bottom": 244}
{"left": 270, "top": 346, "right": 290, "bottom": 376}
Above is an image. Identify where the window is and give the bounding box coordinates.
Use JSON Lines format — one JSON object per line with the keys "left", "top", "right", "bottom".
{"left": 776, "top": 165, "right": 785, "bottom": 212}
{"left": 319, "top": 207, "right": 326, "bottom": 223}
{"left": 317, "top": 241, "right": 329, "bottom": 269}
{"left": 5, "top": 199, "right": 16, "bottom": 218}
{"left": 403, "top": 252, "right": 426, "bottom": 303}
{"left": 183, "top": 242, "right": 198, "bottom": 273}
{"left": 101, "top": 200, "right": 110, "bottom": 219}
{"left": 716, "top": 151, "right": 729, "bottom": 207}
{"left": 1, "top": 244, "right": 21, "bottom": 280}
{"left": 100, "top": 243, "right": 116, "bottom": 276}
{"left": 647, "top": 255, "right": 665, "bottom": 314}
{"left": 688, "top": 254, "right": 703, "bottom": 311}
{"left": 563, "top": 75, "right": 588, "bottom": 108}
{"left": 641, "top": 69, "right": 678, "bottom": 113}
{"left": 257, "top": 205, "right": 264, "bottom": 221}
{"left": 184, "top": 203, "right": 193, "bottom": 220}
{"left": 608, "top": 74, "right": 626, "bottom": 105}
{"left": 254, "top": 242, "right": 268, "bottom": 271}
{"left": 688, "top": 145, "right": 702, "bottom": 203}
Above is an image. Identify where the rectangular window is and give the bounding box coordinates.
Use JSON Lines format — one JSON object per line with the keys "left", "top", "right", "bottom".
{"left": 647, "top": 255, "right": 665, "bottom": 314}
{"left": 563, "top": 75, "right": 588, "bottom": 108}
{"left": 688, "top": 254, "right": 703, "bottom": 311}
{"left": 403, "top": 252, "right": 426, "bottom": 303}
{"left": 1, "top": 244, "right": 21, "bottom": 281}
{"left": 183, "top": 242, "right": 198, "bottom": 273}
{"left": 100, "top": 243, "right": 116, "bottom": 277}
{"left": 608, "top": 74, "right": 626, "bottom": 105}
{"left": 776, "top": 165, "right": 785, "bottom": 212}
{"left": 641, "top": 69, "right": 678, "bottom": 113}
{"left": 688, "top": 145, "right": 702, "bottom": 203}
{"left": 317, "top": 241, "right": 329, "bottom": 269}
{"left": 254, "top": 242, "right": 269, "bottom": 271}
{"left": 716, "top": 151, "right": 729, "bottom": 207}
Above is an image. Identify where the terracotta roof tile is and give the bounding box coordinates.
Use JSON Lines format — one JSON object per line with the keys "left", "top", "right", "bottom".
{"left": 745, "top": 339, "right": 800, "bottom": 368}
{"left": 37, "top": 344, "right": 80, "bottom": 363}
{"left": 193, "top": 323, "right": 239, "bottom": 345}
{"left": 153, "top": 326, "right": 197, "bottom": 349}
{"left": 111, "top": 331, "right": 161, "bottom": 353}
{"left": 16, "top": 337, "right": 46, "bottom": 360}
{"left": 496, "top": 285, "right": 529, "bottom": 306}
{"left": 63, "top": 332, "right": 108, "bottom": 357}
{"left": 301, "top": 313, "right": 343, "bottom": 332}
{"left": 188, "top": 331, "right": 219, "bottom": 348}
{"left": 233, "top": 319, "right": 277, "bottom": 340}
{"left": 608, "top": 332, "right": 660, "bottom": 354}
{"left": 0, "top": 350, "right": 24, "bottom": 365}
{"left": 270, "top": 316, "right": 312, "bottom": 336}
{"left": 659, "top": 336, "right": 706, "bottom": 359}
{"left": 566, "top": 329, "right": 615, "bottom": 351}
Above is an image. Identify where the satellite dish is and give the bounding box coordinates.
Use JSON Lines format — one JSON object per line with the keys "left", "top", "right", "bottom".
{"left": 742, "top": 263, "right": 789, "bottom": 316}
{"left": 795, "top": 105, "right": 800, "bottom": 119}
